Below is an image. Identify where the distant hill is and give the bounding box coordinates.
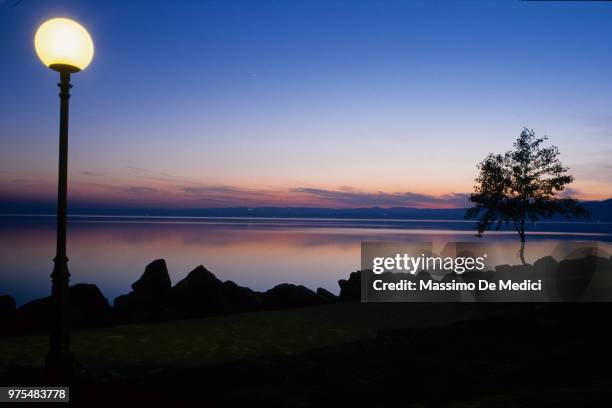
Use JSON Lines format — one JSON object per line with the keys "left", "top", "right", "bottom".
{"left": 1, "top": 199, "right": 611, "bottom": 221}
{"left": 582, "top": 199, "right": 612, "bottom": 222}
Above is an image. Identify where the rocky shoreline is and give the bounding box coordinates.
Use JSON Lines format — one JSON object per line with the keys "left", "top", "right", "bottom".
{"left": 0, "top": 259, "right": 360, "bottom": 337}
{"left": 2, "top": 254, "right": 611, "bottom": 337}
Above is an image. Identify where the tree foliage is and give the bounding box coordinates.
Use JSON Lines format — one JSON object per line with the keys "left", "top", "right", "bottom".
{"left": 465, "top": 128, "right": 589, "bottom": 242}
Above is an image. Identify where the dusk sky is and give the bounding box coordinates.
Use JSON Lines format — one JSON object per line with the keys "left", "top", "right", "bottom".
{"left": 1, "top": 0, "right": 611, "bottom": 209}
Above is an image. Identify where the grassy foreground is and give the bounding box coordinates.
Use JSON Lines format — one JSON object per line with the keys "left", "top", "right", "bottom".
{"left": 2, "top": 303, "right": 612, "bottom": 406}
{"left": 0, "top": 302, "right": 503, "bottom": 379}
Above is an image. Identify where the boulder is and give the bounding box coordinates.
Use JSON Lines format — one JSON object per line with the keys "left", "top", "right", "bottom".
{"left": 494, "top": 264, "right": 518, "bottom": 279}
{"left": 164, "top": 265, "right": 233, "bottom": 318}
{"left": 555, "top": 256, "right": 598, "bottom": 302}
{"left": 18, "top": 284, "right": 111, "bottom": 333}
{"left": 0, "top": 295, "right": 15, "bottom": 318}
{"left": 0, "top": 295, "right": 18, "bottom": 337}
{"left": 338, "top": 270, "right": 362, "bottom": 302}
{"left": 262, "top": 283, "right": 326, "bottom": 310}
{"left": 316, "top": 287, "right": 338, "bottom": 302}
{"left": 114, "top": 259, "right": 171, "bottom": 322}
{"left": 113, "top": 293, "right": 149, "bottom": 322}
{"left": 222, "top": 280, "right": 262, "bottom": 313}
{"left": 132, "top": 259, "right": 171, "bottom": 298}
{"left": 69, "top": 284, "right": 113, "bottom": 328}
{"left": 16, "top": 297, "right": 49, "bottom": 333}
{"left": 438, "top": 273, "right": 463, "bottom": 302}
{"left": 495, "top": 263, "right": 533, "bottom": 281}
{"left": 534, "top": 256, "right": 558, "bottom": 275}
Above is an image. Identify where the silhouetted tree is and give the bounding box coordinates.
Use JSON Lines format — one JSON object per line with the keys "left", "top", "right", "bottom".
{"left": 466, "top": 128, "right": 589, "bottom": 247}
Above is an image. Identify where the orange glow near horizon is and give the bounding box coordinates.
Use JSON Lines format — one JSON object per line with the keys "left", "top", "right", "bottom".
{"left": 2, "top": 167, "right": 609, "bottom": 210}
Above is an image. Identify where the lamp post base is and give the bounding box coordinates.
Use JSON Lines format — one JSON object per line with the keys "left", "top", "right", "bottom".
{"left": 45, "top": 348, "right": 90, "bottom": 386}
{"left": 45, "top": 350, "right": 75, "bottom": 385}
{"left": 46, "top": 255, "right": 72, "bottom": 384}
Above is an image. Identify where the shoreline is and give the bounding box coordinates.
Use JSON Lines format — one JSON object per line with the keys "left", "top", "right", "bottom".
{"left": 1, "top": 213, "right": 611, "bottom": 225}
{"left": 3, "top": 253, "right": 612, "bottom": 338}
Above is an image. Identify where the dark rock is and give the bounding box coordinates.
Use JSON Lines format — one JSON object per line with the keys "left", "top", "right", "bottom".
{"left": 555, "top": 256, "right": 598, "bottom": 302}
{"left": 0, "top": 295, "right": 18, "bottom": 337}
{"left": 132, "top": 259, "right": 171, "bottom": 298}
{"left": 534, "top": 256, "right": 558, "bottom": 275}
{"left": 17, "top": 284, "right": 111, "bottom": 334}
{"left": 462, "top": 269, "right": 495, "bottom": 284}
{"left": 17, "top": 297, "right": 49, "bottom": 332}
{"left": 117, "top": 261, "right": 263, "bottom": 322}
{"left": 0, "top": 295, "right": 15, "bottom": 318}
{"left": 439, "top": 273, "right": 462, "bottom": 301}
{"left": 69, "top": 284, "right": 112, "bottom": 328}
{"left": 460, "top": 269, "right": 495, "bottom": 301}
{"left": 494, "top": 264, "right": 512, "bottom": 275}
{"left": 262, "top": 283, "right": 326, "bottom": 310}
{"left": 316, "top": 287, "right": 338, "bottom": 302}
{"left": 164, "top": 265, "right": 233, "bottom": 318}
{"left": 222, "top": 280, "right": 262, "bottom": 313}
{"left": 338, "top": 270, "right": 362, "bottom": 302}
{"left": 495, "top": 263, "right": 533, "bottom": 281}
{"left": 113, "top": 293, "right": 149, "bottom": 322}
{"left": 114, "top": 259, "right": 171, "bottom": 322}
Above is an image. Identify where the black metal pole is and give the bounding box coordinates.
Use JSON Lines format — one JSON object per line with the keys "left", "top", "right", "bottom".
{"left": 46, "top": 70, "right": 73, "bottom": 383}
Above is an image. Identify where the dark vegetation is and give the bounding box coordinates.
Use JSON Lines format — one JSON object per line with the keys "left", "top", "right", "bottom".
{"left": 79, "top": 305, "right": 612, "bottom": 407}
{"left": 2, "top": 303, "right": 612, "bottom": 406}
{"left": 466, "top": 128, "right": 589, "bottom": 242}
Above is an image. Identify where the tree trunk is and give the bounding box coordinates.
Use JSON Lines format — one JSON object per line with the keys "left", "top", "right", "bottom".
{"left": 519, "top": 212, "right": 526, "bottom": 264}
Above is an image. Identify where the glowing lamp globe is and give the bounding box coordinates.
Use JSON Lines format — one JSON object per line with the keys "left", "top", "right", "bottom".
{"left": 35, "top": 18, "right": 94, "bottom": 73}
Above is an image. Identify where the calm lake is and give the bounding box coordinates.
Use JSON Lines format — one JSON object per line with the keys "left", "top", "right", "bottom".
{"left": 1, "top": 215, "right": 611, "bottom": 306}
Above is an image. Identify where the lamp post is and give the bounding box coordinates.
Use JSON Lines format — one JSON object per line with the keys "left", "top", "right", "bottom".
{"left": 34, "top": 17, "right": 94, "bottom": 383}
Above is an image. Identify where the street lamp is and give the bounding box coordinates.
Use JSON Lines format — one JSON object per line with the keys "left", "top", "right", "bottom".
{"left": 34, "top": 17, "right": 94, "bottom": 383}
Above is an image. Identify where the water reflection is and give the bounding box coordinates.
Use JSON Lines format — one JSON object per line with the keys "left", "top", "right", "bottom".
{"left": 0, "top": 215, "right": 610, "bottom": 306}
